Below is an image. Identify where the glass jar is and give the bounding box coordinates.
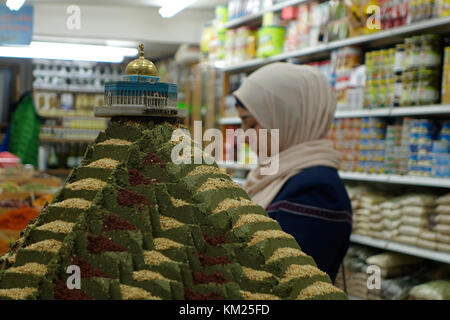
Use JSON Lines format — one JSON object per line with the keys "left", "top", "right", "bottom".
{"left": 417, "top": 68, "right": 440, "bottom": 105}
{"left": 394, "top": 44, "right": 405, "bottom": 74}
{"left": 401, "top": 71, "right": 412, "bottom": 106}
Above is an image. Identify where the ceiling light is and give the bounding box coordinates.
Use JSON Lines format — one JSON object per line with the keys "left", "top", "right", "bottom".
{"left": 0, "top": 42, "right": 138, "bottom": 63}
{"left": 6, "top": 0, "right": 26, "bottom": 11}
{"left": 159, "top": 0, "right": 198, "bottom": 19}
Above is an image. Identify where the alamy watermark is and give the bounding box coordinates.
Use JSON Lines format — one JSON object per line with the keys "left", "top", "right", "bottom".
{"left": 170, "top": 121, "right": 280, "bottom": 176}
{"left": 66, "top": 5, "right": 81, "bottom": 30}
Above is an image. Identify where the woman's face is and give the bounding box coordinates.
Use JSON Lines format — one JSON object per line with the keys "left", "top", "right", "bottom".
{"left": 236, "top": 105, "right": 272, "bottom": 157}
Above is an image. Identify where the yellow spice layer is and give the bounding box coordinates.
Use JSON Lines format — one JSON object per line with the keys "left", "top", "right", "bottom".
{"left": 247, "top": 230, "right": 294, "bottom": 247}
{"left": 132, "top": 270, "right": 170, "bottom": 282}
{"left": 23, "top": 239, "right": 62, "bottom": 253}
{"left": 153, "top": 238, "right": 183, "bottom": 251}
{"left": 119, "top": 284, "right": 162, "bottom": 300}
{"left": 212, "top": 197, "right": 255, "bottom": 214}
{"left": 143, "top": 250, "right": 173, "bottom": 266}
{"left": 66, "top": 178, "right": 106, "bottom": 191}
{"left": 197, "top": 178, "right": 240, "bottom": 193}
{"left": 0, "top": 288, "right": 37, "bottom": 300}
{"left": 281, "top": 264, "right": 326, "bottom": 283}
{"left": 51, "top": 198, "right": 91, "bottom": 210}
{"left": 240, "top": 290, "right": 281, "bottom": 300}
{"left": 159, "top": 216, "right": 184, "bottom": 231}
{"left": 241, "top": 267, "right": 274, "bottom": 281}
{"left": 233, "top": 214, "right": 275, "bottom": 229}
{"left": 187, "top": 165, "right": 222, "bottom": 176}
{"left": 170, "top": 197, "right": 190, "bottom": 207}
{"left": 97, "top": 139, "right": 132, "bottom": 146}
{"left": 86, "top": 158, "right": 120, "bottom": 169}
{"left": 6, "top": 263, "right": 47, "bottom": 276}
{"left": 266, "top": 247, "right": 307, "bottom": 264}
{"left": 296, "top": 281, "right": 344, "bottom": 300}
{"left": 35, "top": 220, "right": 75, "bottom": 234}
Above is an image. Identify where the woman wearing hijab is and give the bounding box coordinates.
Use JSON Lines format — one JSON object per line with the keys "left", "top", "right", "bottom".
{"left": 233, "top": 63, "right": 352, "bottom": 283}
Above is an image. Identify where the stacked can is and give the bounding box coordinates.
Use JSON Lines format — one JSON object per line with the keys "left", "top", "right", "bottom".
{"left": 433, "top": 121, "right": 450, "bottom": 177}
{"left": 441, "top": 47, "right": 450, "bottom": 104}
{"left": 408, "top": 119, "right": 435, "bottom": 176}
{"left": 328, "top": 118, "right": 361, "bottom": 172}
{"left": 385, "top": 123, "right": 403, "bottom": 174}
{"left": 364, "top": 48, "right": 396, "bottom": 109}
{"left": 400, "top": 35, "right": 442, "bottom": 106}
{"left": 358, "top": 118, "right": 387, "bottom": 174}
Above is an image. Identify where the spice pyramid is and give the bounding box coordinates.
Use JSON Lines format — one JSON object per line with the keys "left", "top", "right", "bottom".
{"left": 0, "top": 117, "right": 347, "bottom": 300}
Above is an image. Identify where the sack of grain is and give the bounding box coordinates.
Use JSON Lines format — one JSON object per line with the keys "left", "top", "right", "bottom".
{"left": 435, "top": 205, "right": 450, "bottom": 216}
{"left": 382, "top": 208, "right": 402, "bottom": 220}
{"left": 394, "top": 235, "right": 418, "bottom": 246}
{"left": 366, "top": 252, "right": 422, "bottom": 268}
{"left": 384, "top": 219, "right": 402, "bottom": 230}
{"left": 401, "top": 206, "right": 432, "bottom": 217}
{"left": 409, "top": 280, "right": 450, "bottom": 300}
{"left": 434, "top": 224, "right": 450, "bottom": 235}
{"left": 416, "top": 239, "right": 437, "bottom": 251}
{"left": 399, "top": 225, "right": 423, "bottom": 237}
{"left": 401, "top": 215, "right": 429, "bottom": 228}
{"left": 436, "top": 194, "right": 450, "bottom": 205}
{"left": 400, "top": 194, "right": 436, "bottom": 207}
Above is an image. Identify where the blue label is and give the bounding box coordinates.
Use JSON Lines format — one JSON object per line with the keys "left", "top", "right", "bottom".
{"left": 0, "top": 4, "right": 33, "bottom": 45}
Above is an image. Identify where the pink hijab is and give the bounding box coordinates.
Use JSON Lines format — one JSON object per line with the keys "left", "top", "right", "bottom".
{"left": 233, "top": 63, "right": 341, "bottom": 209}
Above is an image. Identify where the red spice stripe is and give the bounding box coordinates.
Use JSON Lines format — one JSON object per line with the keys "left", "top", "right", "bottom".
{"left": 53, "top": 281, "right": 92, "bottom": 300}
{"left": 202, "top": 234, "right": 230, "bottom": 246}
{"left": 128, "top": 169, "right": 158, "bottom": 186}
{"left": 103, "top": 213, "right": 137, "bottom": 231}
{"left": 197, "top": 253, "right": 232, "bottom": 266}
{"left": 143, "top": 153, "right": 166, "bottom": 168}
{"left": 70, "top": 257, "right": 110, "bottom": 278}
{"left": 184, "top": 288, "right": 222, "bottom": 300}
{"left": 192, "top": 271, "right": 229, "bottom": 285}
{"left": 87, "top": 234, "right": 126, "bottom": 254}
{"left": 118, "top": 189, "right": 154, "bottom": 207}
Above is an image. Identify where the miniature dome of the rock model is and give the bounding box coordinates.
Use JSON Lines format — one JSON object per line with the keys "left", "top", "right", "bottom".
{"left": 125, "top": 44, "right": 158, "bottom": 77}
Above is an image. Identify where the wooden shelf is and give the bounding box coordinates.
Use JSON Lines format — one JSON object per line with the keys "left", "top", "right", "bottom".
{"left": 351, "top": 234, "right": 450, "bottom": 264}
{"left": 40, "top": 137, "right": 95, "bottom": 144}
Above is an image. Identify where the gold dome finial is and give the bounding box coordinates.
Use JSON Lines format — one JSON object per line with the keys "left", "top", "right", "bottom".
{"left": 125, "top": 43, "right": 158, "bottom": 76}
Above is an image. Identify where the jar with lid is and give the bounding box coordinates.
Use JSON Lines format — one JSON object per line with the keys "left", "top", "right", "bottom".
{"left": 377, "top": 79, "right": 386, "bottom": 107}
{"left": 394, "top": 44, "right": 405, "bottom": 74}
{"left": 417, "top": 68, "right": 440, "bottom": 105}
{"left": 409, "top": 70, "right": 419, "bottom": 105}
{"left": 394, "top": 74, "right": 403, "bottom": 107}
{"left": 401, "top": 71, "right": 412, "bottom": 106}
{"left": 404, "top": 38, "right": 413, "bottom": 71}
{"left": 420, "top": 34, "right": 441, "bottom": 68}
{"left": 385, "top": 77, "right": 395, "bottom": 107}
{"left": 410, "top": 36, "right": 422, "bottom": 70}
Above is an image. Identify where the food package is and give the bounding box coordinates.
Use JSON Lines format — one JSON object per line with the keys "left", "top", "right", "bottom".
{"left": 409, "top": 280, "right": 450, "bottom": 300}
{"left": 345, "top": 0, "right": 381, "bottom": 37}
{"left": 256, "top": 26, "right": 285, "bottom": 58}
{"left": 366, "top": 252, "right": 422, "bottom": 268}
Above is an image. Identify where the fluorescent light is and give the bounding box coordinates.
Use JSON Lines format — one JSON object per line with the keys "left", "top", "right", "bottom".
{"left": 159, "top": 0, "right": 198, "bottom": 18}
{"left": 6, "top": 0, "right": 26, "bottom": 11}
{"left": 0, "top": 42, "right": 138, "bottom": 63}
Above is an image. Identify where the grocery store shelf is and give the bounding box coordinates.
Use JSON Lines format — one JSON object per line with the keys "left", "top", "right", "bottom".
{"left": 336, "top": 105, "right": 450, "bottom": 118}
{"left": 224, "top": 0, "right": 307, "bottom": 29}
{"left": 44, "top": 169, "right": 72, "bottom": 177}
{"left": 335, "top": 108, "right": 391, "bottom": 118}
{"left": 390, "top": 105, "right": 450, "bottom": 116}
{"left": 40, "top": 137, "right": 95, "bottom": 144}
{"left": 350, "top": 234, "right": 450, "bottom": 264}
{"left": 219, "top": 117, "right": 242, "bottom": 125}
{"left": 38, "top": 112, "right": 96, "bottom": 119}
{"left": 220, "top": 16, "right": 450, "bottom": 73}
{"left": 232, "top": 177, "right": 246, "bottom": 186}
{"left": 339, "top": 172, "right": 450, "bottom": 188}
{"left": 34, "top": 87, "right": 104, "bottom": 94}
{"left": 218, "top": 161, "right": 258, "bottom": 171}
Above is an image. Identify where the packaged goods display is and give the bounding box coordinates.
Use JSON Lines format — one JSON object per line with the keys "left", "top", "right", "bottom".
{"left": 210, "top": 0, "right": 450, "bottom": 66}
{"left": 328, "top": 117, "right": 450, "bottom": 177}
{"left": 347, "top": 186, "right": 450, "bottom": 253}
{"left": 335, "top": 245, "right": 450, "bottom": 300}
{"left": 0, "top": 47, "right": 346, "bottom": 301}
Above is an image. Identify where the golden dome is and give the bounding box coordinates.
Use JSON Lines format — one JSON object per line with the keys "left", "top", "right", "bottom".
{"left": 125, "top": 44, "right": 158, "bottom": 76}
